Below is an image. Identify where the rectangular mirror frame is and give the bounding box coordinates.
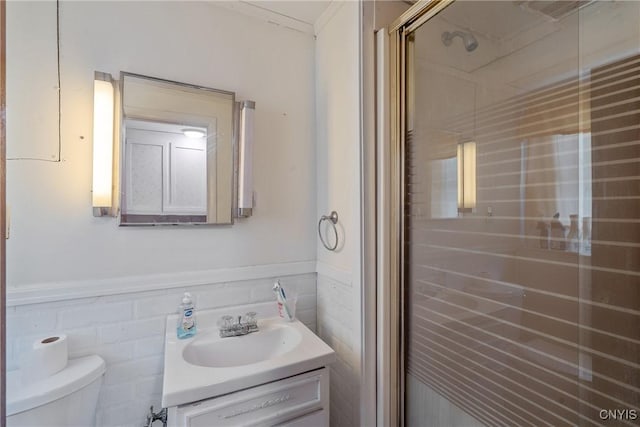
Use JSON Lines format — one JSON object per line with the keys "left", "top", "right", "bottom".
{"left": 117, "top": 72, "right": 238, "bottom": 226}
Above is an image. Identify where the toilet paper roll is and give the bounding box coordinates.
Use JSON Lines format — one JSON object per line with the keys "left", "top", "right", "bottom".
{"left": 21, "top": 334, "right": 68, "bottom": 385}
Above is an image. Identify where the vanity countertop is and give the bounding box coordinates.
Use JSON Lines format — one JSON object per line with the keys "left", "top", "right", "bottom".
{"left": 161, "top": 302, "right": 335, "bottom": 408}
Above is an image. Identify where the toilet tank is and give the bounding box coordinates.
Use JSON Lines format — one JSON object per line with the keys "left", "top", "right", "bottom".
{"left": 6, "top": 355, "right": 106, "bottom": 427}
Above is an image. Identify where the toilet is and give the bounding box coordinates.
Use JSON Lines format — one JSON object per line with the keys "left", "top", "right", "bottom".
{"left": 6, "top": 355, "right": 106, "bottom": 427}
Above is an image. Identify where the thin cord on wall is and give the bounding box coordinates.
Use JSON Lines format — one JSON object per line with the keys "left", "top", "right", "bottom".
{"left": 8, "top": 0, "right": 62, "bottom": 162}
{"left": 55, "top": 0, "right": 61, "bottom": 161}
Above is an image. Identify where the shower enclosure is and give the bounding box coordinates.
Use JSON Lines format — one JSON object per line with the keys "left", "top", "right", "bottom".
{"left": 384, "top": 1, "right": 640, "bottom": 425}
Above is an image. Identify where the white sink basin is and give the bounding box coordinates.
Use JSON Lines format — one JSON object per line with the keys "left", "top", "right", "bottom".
{"left": 182, "top": 321, "right": 302, "bottom": 368}
{"left": 162, "top": 302, "right": 335, "bottom": 408}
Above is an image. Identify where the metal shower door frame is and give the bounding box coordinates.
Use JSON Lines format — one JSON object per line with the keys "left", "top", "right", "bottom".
{"left": 379, "top": 1, "right": 455, "bottom": 426}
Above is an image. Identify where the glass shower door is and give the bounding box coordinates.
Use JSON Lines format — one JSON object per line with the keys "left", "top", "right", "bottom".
{"left": 402, "top": 1, "right": 640, "bottom": 425}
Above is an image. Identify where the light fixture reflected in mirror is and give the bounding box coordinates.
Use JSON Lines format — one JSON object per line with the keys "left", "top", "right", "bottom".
{"left": 457, "top": 140, "right": 476, "bottom": 213}
{"left": 92, "top": 71, "right": 115, "bottom": 217}
{"left": 182, "top": 128, "right": 206, "bottom": 139}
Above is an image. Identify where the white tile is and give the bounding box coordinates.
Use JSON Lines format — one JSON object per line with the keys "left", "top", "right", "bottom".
{"left": 134, "top": 336, "right": 165, "bottom": 359}
{"left": 295, "top": 294, "right": 316, "bottom": 311}
{"left": 295, "top": 308, "right": 316, "bottom": 328}
{"left": 6, "top": 310, "right": 58, "bottom": 335}
{"left": 134, "top": 294, "right": 181, "bottom": 319}
{"left": 96, "top": 402, "right": 138, "bottom": 427}
{"left": 104, "top": 356, "right": 163, "bottom": 385}
{"left": 60, "top": 302, "right": 133, "bottom": 329}
{"left": 134, "top": 375, "right": 163, "bottom": 397}
{"left": 197, "top": 286, "right": 251, "bottom": 309}
{"left": 99, "top": 383, "right": 135, "bottom": 407}
{"left": 316, "top": 270, "right": 359, "bottom": 427}
{"left": 94, "top": 342, "right": 136, "bottom": 364}
{"left": 250, "top": 283, "right": 277, "bottom": 303}
{"left": 281, "top": 275, "right": 315, "bottom": 296}
{"left": 99, "top": 317, "right": 166, "bottom": 344}
{"left": 65, "top": 327, "right": 98, "bottom": 353}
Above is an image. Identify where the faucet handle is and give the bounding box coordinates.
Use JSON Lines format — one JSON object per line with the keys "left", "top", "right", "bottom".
{"left": 219, "top": 315, "right": 233, "bottom": 328}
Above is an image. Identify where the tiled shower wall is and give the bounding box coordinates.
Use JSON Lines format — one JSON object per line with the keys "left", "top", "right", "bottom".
{"left": 6, "top": 273, "right": 316, "bottom": 427}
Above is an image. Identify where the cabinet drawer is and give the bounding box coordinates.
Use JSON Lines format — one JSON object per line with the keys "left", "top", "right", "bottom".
{"left": 171, "top": 368, "right": 329, "bottom": 427}
{"left": 277, "top": 409, "right": 327, "bottom": 427}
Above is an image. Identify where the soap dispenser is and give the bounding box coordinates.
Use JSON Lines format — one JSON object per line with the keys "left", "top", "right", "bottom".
{"left": 177, "top": 292, "right": 197, "bottom": 339}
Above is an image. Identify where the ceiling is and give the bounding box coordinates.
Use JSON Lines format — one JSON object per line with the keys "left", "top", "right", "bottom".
{"left": 439, "top": 1, "right": 551, "bottom": 42}
{"left": 212, "top": 0, "right": 333, "bottom": 34}
{"left": 243, "top": 1, "right": 333, "bottom": 26}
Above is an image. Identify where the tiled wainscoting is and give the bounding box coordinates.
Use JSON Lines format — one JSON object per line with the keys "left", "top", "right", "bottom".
{"left": 6, "top": 272, "right": 316, "bottom": 427}
{"left": 316, "top": 271, "right": 360, "bottom": 427}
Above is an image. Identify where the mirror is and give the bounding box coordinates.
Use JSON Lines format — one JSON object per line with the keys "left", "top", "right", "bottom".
{"left": 119, "top": 73, "right": 235, "bottom": 225}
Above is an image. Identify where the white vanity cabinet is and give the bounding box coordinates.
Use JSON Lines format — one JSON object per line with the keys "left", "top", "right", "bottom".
{"left": 162, "top": 307, "right": 336, "bottom": 426}
{"left": 167, "top": 368, "right": 329, "bottom": 427}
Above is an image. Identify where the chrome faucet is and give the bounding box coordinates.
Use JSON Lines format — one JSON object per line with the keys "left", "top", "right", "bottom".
{"left": 218, "top": 312, "right": 259, "bottom": 338}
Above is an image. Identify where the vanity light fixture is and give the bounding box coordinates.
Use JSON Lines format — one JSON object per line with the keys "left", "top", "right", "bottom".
{"left": 457, "top": 140, "right": 476, "bottom": 213}
{"left": 182, "top": 128, "right": 206, "bottom": 139}
{"left": 237, "top": 100, "right": 255, "bottom": 218}
{"left": 92, "top": 71, "right": 115, "bottom": 217}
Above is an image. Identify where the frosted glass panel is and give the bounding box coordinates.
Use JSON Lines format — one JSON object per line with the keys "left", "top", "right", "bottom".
{"left": 403, "top": 1, "right": 640, "bottom": 425}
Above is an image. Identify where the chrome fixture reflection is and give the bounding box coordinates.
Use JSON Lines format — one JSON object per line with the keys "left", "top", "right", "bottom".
{"left": 441, "top": 30, "right": 478, "bottom": 52}
{"left": 218, "top": 312, "right": 259, "bottom": 338}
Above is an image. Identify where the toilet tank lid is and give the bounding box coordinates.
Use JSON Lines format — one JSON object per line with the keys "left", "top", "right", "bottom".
{"left": 6, "top": 355, "right": 106, "bottom": 416}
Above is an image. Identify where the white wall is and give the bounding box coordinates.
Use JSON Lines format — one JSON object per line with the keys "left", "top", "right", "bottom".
{"left": 6, "top": 1, "right": 316, "bottom": 288}
{"left": 315, "top": 2, "right": 362, "bottom": 426}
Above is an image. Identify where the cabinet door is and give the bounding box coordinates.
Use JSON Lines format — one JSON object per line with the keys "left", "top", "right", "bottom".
{"left": 171, "top": 368, "right": 329, "bottom": 427}
{"left": 125, "top": 129, "right": 167, "bottom": 214}
{"left": 165, "top": 138, "right": 207, "bottom": 214}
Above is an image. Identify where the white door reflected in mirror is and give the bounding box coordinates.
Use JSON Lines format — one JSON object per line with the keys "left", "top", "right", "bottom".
{"left": 123, "top": 120, "right": 208, "bottom": 223}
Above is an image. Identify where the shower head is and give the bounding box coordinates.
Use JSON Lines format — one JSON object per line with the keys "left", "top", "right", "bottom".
{"left": 441, "top": 30, "right": 478, "bottom": 52}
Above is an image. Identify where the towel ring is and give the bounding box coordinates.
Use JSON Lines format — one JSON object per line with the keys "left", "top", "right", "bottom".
{"left": 318, "top": 211, "right": 339, "bottom": 251}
